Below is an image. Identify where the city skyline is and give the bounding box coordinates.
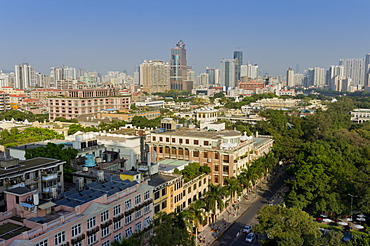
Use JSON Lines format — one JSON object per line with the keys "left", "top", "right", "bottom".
{"left": 1, "top": 0, "right": 370, "bottom": 76}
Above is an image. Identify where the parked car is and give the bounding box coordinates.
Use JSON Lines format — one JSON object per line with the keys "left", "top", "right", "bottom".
{"left": 245, "top": 232, "right": 256, "bottom": 243}
{"left": 242, "top": 225, "right": 252, "bottom": 234}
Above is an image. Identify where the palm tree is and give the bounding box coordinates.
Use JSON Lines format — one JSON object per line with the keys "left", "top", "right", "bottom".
{"left": 204, "top": 183, "right": 226, "bottom": 223}
{"left": 225, "top": 177, "right": 242, "bottom": 203}
{"left": 188, "top": 200, "right": 206, "bottom": 244}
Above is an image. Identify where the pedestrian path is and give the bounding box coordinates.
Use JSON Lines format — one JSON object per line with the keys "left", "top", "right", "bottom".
{"left": 197, "top": 169, "right": 289, "bottom": 246}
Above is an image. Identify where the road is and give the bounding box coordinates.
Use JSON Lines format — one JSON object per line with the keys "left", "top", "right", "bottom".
{"left": 211, "top": 172, "right": 289, "bottom": 246}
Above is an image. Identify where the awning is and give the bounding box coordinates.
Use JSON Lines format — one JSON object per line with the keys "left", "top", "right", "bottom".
{"left": 20, "top": 203, "right": 35, "bottom": 208}
{"left": 38, "top": 201, "right": 56, "bottom": 210}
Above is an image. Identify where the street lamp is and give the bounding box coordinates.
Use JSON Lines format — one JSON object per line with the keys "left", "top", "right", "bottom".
{"left": 348, "top": 193, "right": 358, "bottom": 221}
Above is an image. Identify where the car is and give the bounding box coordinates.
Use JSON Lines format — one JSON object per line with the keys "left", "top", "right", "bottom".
{"left": 245, "top": 232, "right": 256, "bottom": 243}
{"left": 242, "top": 225, "right": 252, "bottom": 234}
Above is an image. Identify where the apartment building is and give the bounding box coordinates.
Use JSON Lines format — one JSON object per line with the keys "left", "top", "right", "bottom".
{"left": 148, "top": 128, "right": 273, "bottom": 185}
{"left": 0, "top": 177, "right": 153, "bottom": 246}
{"left": 30, "top": 89, "right": 63, "bottom": 101}
{"left": 0, "top": 156, "right": 65, "bottom": 209}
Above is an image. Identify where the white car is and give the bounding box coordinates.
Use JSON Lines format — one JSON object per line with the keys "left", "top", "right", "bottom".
{"left": 245, "top": 232, "right": 256, "bottom": 243}
{"left": 242, "top": 225, "right": 252, "bottom": 234}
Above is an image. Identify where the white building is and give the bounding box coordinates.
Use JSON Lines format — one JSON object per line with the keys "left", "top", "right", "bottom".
{"left": 339, "top": 58, "right": 365, "bottom": 86}
{"left": 286, "top": 68, "right": 295, "bottom": 87}
{"left": 307, "top": 67, "right": 325, "bottom": 87}
{"left": 220, "top": 59, "right": 236, "bottom": 87}
{"left": 15, "top": 63, "right": 36, "bottom": 89}
{"left": 241, "top": 63, "right": 258, "bottom": 79}
{"left": 196, "top": 73, "right": 209, "bottom": 87}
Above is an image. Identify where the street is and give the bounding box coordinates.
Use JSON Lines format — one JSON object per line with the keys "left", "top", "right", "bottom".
{"left": 211, "top": 172, "right": 289, "bottom": 246}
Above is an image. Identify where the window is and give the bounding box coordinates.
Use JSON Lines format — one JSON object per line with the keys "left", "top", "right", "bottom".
{"left": 125, "top": 214, "right": 132, "bottom": 224}
{"left": 54, "top": 231, "right": 65, "bottom": 245}
{"left": 114, "top": 220, "right": 122, "bottom": 231}
{"left": 194, "top": 140, "right": 199, "bottom": 145}
{"left": 144, "top": 216, "right": 151, "bottom": 228}
{"left": 71, "top": 224, "right": 81, "bottom": 237}
{"left": 215, "top": 165, "right": 219, "bottom": 171}
{"left": 204, "top": 141, "right": 209, "bottom": 146}
{"left": 73, "top": 242, "right": 82, "bottom": 246}
{"left": 125, "top": 200, "right": 132, "bottom": 210}
{"left": 193, "top": 183, "right": 197, "bottom": 190}
{"left": 193, "top": 151, "right": 199, "bottom": 157}
{"left": 102, "top": 240, "right": 110, "bottom": 246}
{"left": 114, "top": 233, "right": 122, "bottom": 242}
{"left": 101, "top": 226, "right": 110, "bottom": 238}
{"left": 215, "top": 152, "right": 219, "bottom": 159}
{"left": 87, "top": 234, "right": 97, "bottom": 245}
{"left": 135, "top": 195, "right": 141, "bottom": 205}
{"left": 36, "top": 240, "right": 48, "bottom": 246}
{"left": 154, "top": 204, "right": 160, "bottom": 213}
{"left": 152, "top": 136, "right": 156, "bottom": 141}
{"left": 113, "top": 204, "right": 121, "bottom": 216}
{"left": 144, "top": 204, "right": 151, "bottom": 214}
{"left": 135, "top": 209, "right": 142, "bottom": 219}
{"left": 101, "top": 210, "right": 109, "bottom": 222}
{"left": 144, "top": 191, "right": 150, "bottom": 200}
{"left": 166, "top": 137, "right": 169, "bottom": 142}
{"left": 87, "top": 217, "right": 96, "bottom": 229}
{"left": 188, "top": 187, "right": 191, "bottom": 193}
{"left": 125, "top": 227, "right": 133, "bottom": 238}
{"left": 135, "top": 221, "right": 142, "bottom": 232}
{"left": 162, "top": 188, "right": 167, "bottom": 196}
{"left": 161, "top": 200, "right": 167, "bottom": 209}
{"left": 154, "top": 191, "right": 160, "bottom": 200}
{"left": 186, "top": 139, "right": 189, "bottom": 144}
{"left": 179, "top": 139, "right": 183, "bottom": 144}
{"left": 172, "top": 138, "right": 176, "bottom": 143}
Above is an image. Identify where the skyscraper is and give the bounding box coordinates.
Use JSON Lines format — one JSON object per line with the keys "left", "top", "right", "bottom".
{"left": 170, "top": 40, "right": 188, "bottom": 90}
{"left": 15, "top": 63, "right": 36, "bottom": 89}
{"left": 140, "top": 60, "right": 170, "bottom": 94}
{"left": 240, "top": 63, "right": 258, "bottom": 79}
{"left": 364, "top": 54, "right": 370, "bottom": 86}
{"left": 326, "top": 65, "right": 344, "bottom": 91}
{"left": 306, "top": 67, "right": 325, "bottom": 87}
{"left": 206, "top": 68, "right": 216, "bottom": 85}
{"left": 286, "top": 68, "right": 295, "bottom": 87}
{"left": 233, "top": 50, "right": 243, "bottom": 82}
{"left": 220, "top": 59, "right": 236, "bottom": 87}
{"left": 339, "top": 58, "right": 365, "bottom": 86}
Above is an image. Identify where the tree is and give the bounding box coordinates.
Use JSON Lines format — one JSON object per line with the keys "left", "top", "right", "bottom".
{"left": 187, "top": 200, "right": 206, "bottom": 243}
{"left": 149, "top": 212, "right": 195, "bottom": 246}
{"left": 68, "top": 124, "right": 85, "bottom": 135}
{"left": 254, "top": 205, "right": 321, "bottom": 246}
{"left": 204, "top": 183, "right": 226, "bottom": 223}
{"left": 224, "top": 177, "right": 242, "bottom": 203}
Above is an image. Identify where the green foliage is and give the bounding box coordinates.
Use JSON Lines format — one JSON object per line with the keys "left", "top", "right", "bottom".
{"left": 153, "top": 89, "right": 191, "bottom": 98}
{"left": 0, "top": 127, "right": 64, "bottom": 146}
{"left": 149, "top": 212, "right": 195, "bottom": 246}
{"left": 0, "top": 110, "right": 47, "bottom": 122}
{"left": 223, "top": 93, "right": 276, "bottom": 109}
{"left": 25, "top": 143, "right": 78, "bottom": 182}
{"left": 255, "top": 205, "right": 321, "bottom": 246}
{"left": 131, "top": 116, "right": 161, "bottom": 129}
{"left": 174, "top": 162, "right": 211, "bottom": 182}
{"left": 54, "top": 117, "right": 78, "bottom": 123}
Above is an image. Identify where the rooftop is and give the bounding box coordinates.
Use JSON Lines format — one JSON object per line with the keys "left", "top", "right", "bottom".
{"left": 154, "top": 129, "right": 241, "bottom": 138}
{"left": 148, "top": 173, "right": 179, "bottom": 187}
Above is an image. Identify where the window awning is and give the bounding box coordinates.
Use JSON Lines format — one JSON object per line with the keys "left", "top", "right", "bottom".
{"left": 38, "top": 201, "right": 56, "bottom": 210}
{"left": 20, "top": 203, "right": 35, "bottom": 208}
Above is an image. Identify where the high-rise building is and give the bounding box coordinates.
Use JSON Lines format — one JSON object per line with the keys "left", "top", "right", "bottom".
{"left": 233, "top": 50, "right": 243, "bottom": 82}
{"left": 306, "top": 67, "right": 325, "bottom": 87}
{"left": 0, "top": 70, "right": 9, "bottom": 87}
{"left": 140, "top": 60, "right": 170, "bottom": 94}
{"left": 15, "top": 63, "right": 36, "bottom": 89}
{"left": 170, "top": 40, "right": 188, "bottom": 90}
{"left": 364, "top": 54, "right": 370, "bottom": 86}
{"left": 220, "top": 59, "right": 236, "bottom": 87}
{"left": 326, "top": 65, "right": 344, "bottom": 91}
{"left": 339, "top": 58, "right": 365, "bottom": 86}
{"left": 286, "top": 68, "right": 295, "bottom": 87}
{"left": 195, "top": 73, "right": 209, "bottom": 87}
{"left": 206, "top": 67, "right": 216, "bottom": 85}
{"left": 294, "top": 73, "right": 304, "bottom": 86}
{"left": 240, "top": 63, "right": 258, "bottom": 79}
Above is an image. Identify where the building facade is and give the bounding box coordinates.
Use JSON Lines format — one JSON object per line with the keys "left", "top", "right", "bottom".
{"left": 339, "top": 58, "right": 365, "bottom": 86}
{"left": 15, "top": 63, "right": 36, "bottom": 90}
{"left": 220, "top": 59, "right": 236, "bottom": 88}
{"left": 170, "top": 40, "right": 188, "bottom": 90}
{"left": 140, "top": 60, "right": 170, "bottom": 94}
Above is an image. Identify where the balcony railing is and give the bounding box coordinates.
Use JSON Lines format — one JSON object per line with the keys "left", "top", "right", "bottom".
{"left": 42, "top": 173, "right": 58, "bottom": 181}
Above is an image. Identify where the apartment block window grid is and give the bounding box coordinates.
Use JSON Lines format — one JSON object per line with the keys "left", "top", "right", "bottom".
{"left": 125, "top": 227, "right": 133, "bottom": 238}
{"left": 101, "top": 210, "right": 109, "bottom": 222}
{"left": 135, "top": 221, "right": 142, "bottom": 232}
{"left": 101, "top": 226, "right": 110, "bottom": 238}
{"left": 135, "top": 195, "right": 141, "bottom": 204}
{"left": 125, "top": 199, "right": 132, "bottom": 210}
{"left": 114, "top": 220, "right": 122, "bottom": 231}
{"left": 87, "top": 217, "right": 96, "bottom": 229}
{"left": 135, "top": 209, "right": 142, "bottom": 219}
{"left": 144, "top": 190, "right": 150, "bottom": 200}
{"left": 71, "top": 224, "right": 81, "bottom": 237}
{"left": 113, "top": 204, "right": 121, "bottom": 216}
{"left": 87, "top": 234, "right": 97, "bottom": 245}
{"left": 36, "top": 240, "right": 48, "bottom": 246}
{"left": 125, "top": 214, "right": 132, "bottom": 224}
{"left": 54, "top": 231, "right": 65, "bottom": 245}
{"left": 114, "top": 233, "right": 122, "bottom": 242}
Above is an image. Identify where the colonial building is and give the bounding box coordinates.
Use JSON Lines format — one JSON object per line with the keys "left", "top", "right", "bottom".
{"left": 148, "top": 128, "right": 273, "bottom": 185}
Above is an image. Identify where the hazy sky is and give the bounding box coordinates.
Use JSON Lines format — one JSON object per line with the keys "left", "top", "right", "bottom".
{"left": 1, "top": 0, "right": 370, "bottom": 76}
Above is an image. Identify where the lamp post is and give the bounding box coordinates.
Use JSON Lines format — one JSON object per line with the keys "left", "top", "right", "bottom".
{"left": 348, "top": 193, "right": 357, "bottom": 221}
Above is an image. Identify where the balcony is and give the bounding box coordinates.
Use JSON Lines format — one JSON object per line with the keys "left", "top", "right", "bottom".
{"left": 42, "top": 173, "right": 58, "bottom": 181}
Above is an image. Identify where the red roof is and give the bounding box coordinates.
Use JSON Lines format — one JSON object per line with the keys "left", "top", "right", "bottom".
{"left": 23, "top": 99, "right": 41, "bottom": 103}
{"left": 9, "top": 94, "right": 28, "bottom": 97}
{"left": 34, "top": 89, "right": 63, "bottom": 92}
{"left": 1, "top": 86, "right": 12, "bottom": 88}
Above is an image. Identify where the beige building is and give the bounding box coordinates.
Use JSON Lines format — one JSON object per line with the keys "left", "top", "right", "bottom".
{"left": 48, "top": 89, "right": 130, "bottom": 120}
{"left": 148, "top": 129, "right": 273, "bottom": 185}
{"left": 140, "top": 60, "right": 170, "bottom": 94}
{"left": 30, "top": 88, "right": 64, "bottom": 100}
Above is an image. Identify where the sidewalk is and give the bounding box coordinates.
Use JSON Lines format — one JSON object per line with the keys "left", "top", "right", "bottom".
{"left": 197, "top": 168, "right": 288, "bottom": 246}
